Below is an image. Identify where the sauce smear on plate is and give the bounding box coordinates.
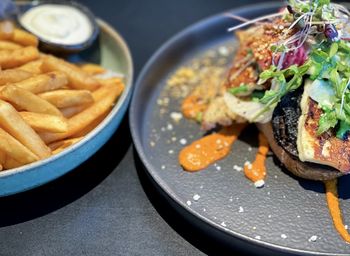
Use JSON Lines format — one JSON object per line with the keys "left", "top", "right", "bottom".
{"left": 325, "top": 179, "right": 350, "bottom": 243}
{"left": 244, "top": 133, "right": 269, "bottom": 187}
{"left": 179, "top": 124, "right": 245, "bottom": 171}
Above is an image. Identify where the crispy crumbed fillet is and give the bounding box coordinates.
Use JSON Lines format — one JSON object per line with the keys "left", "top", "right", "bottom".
{"left": 225, "top": 19, "right": 290, "bottom": 92}
{"left": 201, "top": 96, "right": 246, "bottom": 130}
{"left": 297, "top": 85, "right": 350, "bottom": 173}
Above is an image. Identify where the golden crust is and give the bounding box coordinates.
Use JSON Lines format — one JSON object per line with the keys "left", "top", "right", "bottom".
{"left": 298, "top": 97, "right": 350, "bottom": 173}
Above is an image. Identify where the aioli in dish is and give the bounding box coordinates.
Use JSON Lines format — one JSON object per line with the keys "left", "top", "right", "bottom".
{"left": 20, "top": 4, "right": 93, "bottom": 45}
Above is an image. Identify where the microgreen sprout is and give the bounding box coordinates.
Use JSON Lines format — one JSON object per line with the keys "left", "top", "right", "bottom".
{"left": 226, "top": 0, "right": 350, "bottom": 136}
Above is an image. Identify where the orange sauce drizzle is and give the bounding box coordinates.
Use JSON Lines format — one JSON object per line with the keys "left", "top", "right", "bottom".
{"left": 179, "top": 124, "right": 246, "bottom": 172}
{"left": 325, "top": 179, "right": 350, "bottom": 243}
{"left": 181, "top": 95, "right": 207, "bottom": 119}
{"left": 244, "top": 133, "right": 269, "bottom": 186}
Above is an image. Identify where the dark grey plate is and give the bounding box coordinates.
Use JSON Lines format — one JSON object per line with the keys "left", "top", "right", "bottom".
{"left": 130, "top": 2, "right": 350, "bottom": 255}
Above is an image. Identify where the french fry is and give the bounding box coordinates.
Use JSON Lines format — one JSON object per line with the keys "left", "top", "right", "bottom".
{"left": 63, "top": 81, "right": 123, "bottom": 119}
{"left": 0, "top": 40, "right": 22, "bottom": 50}
{"left": 98, "top": 77, "right": 123, "bottom": 86}
{"left": 60, "top": 103, "right": 91, "bottom": 118}
{"left": 40, "top": 83, "right": 122, "bottom": 143}
{"left": 0, "top": 21, "right": 14, "bottom": 40}
{"left": 19, "top": 112, "right": 68, "bottom": 133}
{"left": 70, "top": 81, "right": 123, "bottom": 136}
{"left": 80, "top": 63, "right": 106, "bottom": 75}
{"left": 0, "top": 85, "right": 62, "bottom": 116}
{"left": 12, "top": 29, "right": 38, "bottom": 47}
{"left": 0, "top": 150, "right": 5, "bottom": 171}
{"left": 0, "top": 69, "right": 32, "bottom": 85}
{"left": 0, "top": 46, "right": 39, "bottom": 69}
{"left": 3, "top": 157, "right": 22, "bottom": 169}
{"left": 0, "top": 100, "right": 51, "bottom": 159}
{"left": 17, "top": 59, "right": 43, "bottom": 74}
{"left": 42, "top": 55, "right": 100, "bottom": 91}
{"left": 11, "top": 71, "right": 67, "bottom": 94}
{"left": 49, "top": 137, "right": 83, "bottom": 154}
{"left": 0, "top": 127, "right": 39, "bottom": 165}
{"left": 93, "top": 79, "right": 124, "bottom": 101}
{"left": 39, "top": 89, "right": 94, "bottom": 108}
{"left": 73, "top": 112, "right": 108, "bottom": 137}
{"left": 0, "top": 21, "right": 127, "bottom": 170}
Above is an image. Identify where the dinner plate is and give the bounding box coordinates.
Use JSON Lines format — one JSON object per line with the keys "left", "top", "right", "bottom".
{"left": 130, "top": 2, "right": 350, "bottom": 255}
{"left": 0, "top": 18, "right": 133, "bottom": 197}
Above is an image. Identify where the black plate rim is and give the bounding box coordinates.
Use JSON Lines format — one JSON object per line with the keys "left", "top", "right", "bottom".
{"left": 129, "top": 2, "right": 348, "bottom": 255}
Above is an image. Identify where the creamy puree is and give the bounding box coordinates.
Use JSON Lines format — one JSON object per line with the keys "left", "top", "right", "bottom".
{"left": 325, "top": 179, "right": 350, "bottom": 243}
{"left": 20, "top": 4, "right": 93, "bottom": 45}
{"left": 179, "top": 124, "right": 246, "bottom": 171}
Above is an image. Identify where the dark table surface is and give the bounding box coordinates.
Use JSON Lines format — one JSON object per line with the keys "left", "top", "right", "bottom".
{"left": 0, "top": 0, "right": 270, "bottom": 255}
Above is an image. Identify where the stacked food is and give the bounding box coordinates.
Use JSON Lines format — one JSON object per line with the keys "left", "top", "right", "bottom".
{"left": 183, "top": 0, "right": 350, "bottom": 181}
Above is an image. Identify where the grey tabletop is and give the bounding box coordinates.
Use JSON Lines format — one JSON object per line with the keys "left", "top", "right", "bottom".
{"left": 0, "top": 1, "right": 268, "bottom": 255}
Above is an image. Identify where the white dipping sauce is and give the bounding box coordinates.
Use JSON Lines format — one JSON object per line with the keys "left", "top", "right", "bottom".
{"left": 20, "top": 4, "right": 93, "bottom": 45}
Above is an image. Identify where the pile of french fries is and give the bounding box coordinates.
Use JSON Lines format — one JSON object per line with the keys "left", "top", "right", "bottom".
{"left": 0, "top": 21, "right": 124, "bottom": 170}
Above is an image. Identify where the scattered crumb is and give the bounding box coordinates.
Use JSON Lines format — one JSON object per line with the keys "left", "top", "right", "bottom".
{"left": 255, "top": 235, "right": 261, "bottom": 240}
{"left": 218, "top": 46, "right": 229, "bottom": 56}
{"left": 268, "top": 215, "right": 272, "bottom": 218}
{"left": 308, "top": 235, "right": 318, "bottom": 242}
{"left": 161, "top": 127, "right": 166, "bottom": 132}
{"left": 168, "top": 150, "right": 174, "bottom": 154}
{"left": 244, "top": 161, "right": 252, "bottom": 169}
{"left": 186, "top": 200, "right": 192, "bottom": 206}
{"left": 167, "top": 123, "right": 173, "bottom": 131}
{"left": 282, "top": 195, "right": 286, "bottom": 199}
{"left": 229, "top": 198, "right": 233, "bottom": 202}
{"left": 233, "top": 165, "right": 243, "bottom": 172}
{"left": 161, "top": 165, "right": 166, "bottom": 170}
{"left": 203, "top": 208, "right": 206, "bottom": 212}
{"left": 216, "top": 165, "right": 221, "bottom": 171}
{"left": 179, "top": 138, "right": 187, "bottom": 145}
{"left": 274, "top": 175, "right": 278, "bottom": 179}
{"left": 200, "top": 185, "right": 204, "bottom": 189}
{"left": 252, "top": 226, "right": 256, "bottom": 230}
{"left": 163, "top": 97, "right": 170, "bottom": 105}
{"left": 267, "top": 191, "right": 270, "bottom": 195}
{"left": 297, "top": 215, "right": 301, "bottom": 218}
{"left": 150, "top": 141, "right": 155, "bottom": 147}
{"left": 248, "top": 147, "right": 252, "bottom": 152}
{"left": 170, "top": 112, "right": 183, "bottom": 123}
{"left": 281, "top": 234, "right": 287, "bottom": 239}
{"left": 254, "top": 180, "right": 265, "bottom": 188}
{"left": 193, "top": 194, "right": 200, "bottom": 201}
{"left": 239, "top": 206, "right": 244, "bottom": 213}
{"left": 345, "top": 225, "right": 348, "bottom": 230}
{"left": 171, "top": 137, "right": 177, "bottom": 142}
{"left": 221, "top": 222, "right": 227, "bottom": 227}
{"left": 195, "top": 144, "right": 201, "bottom": 149}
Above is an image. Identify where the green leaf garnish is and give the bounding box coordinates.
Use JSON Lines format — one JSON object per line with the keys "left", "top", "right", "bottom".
{"left": 329, "top": 42, "right": 339, "bottom": 58}
{"left": 228, "top": 84, "right": 249, "bottom": 95}
{"left": 336, "top": 120, "right": 350, "bottom": 140}
{"left": 317, "top": 109, "right": 337, "bottom": 135}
